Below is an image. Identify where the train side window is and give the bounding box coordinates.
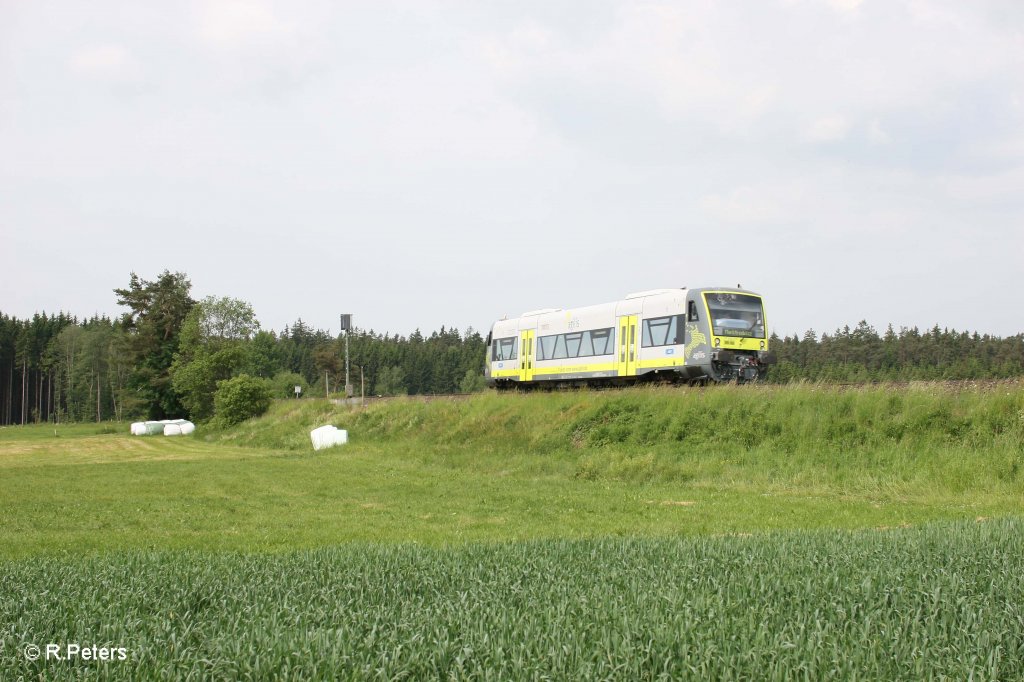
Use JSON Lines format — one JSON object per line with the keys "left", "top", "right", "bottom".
{"left": 642, "top": 316, "right": 680, "bottom": 346}
{"left": 564, "top": 332, "right": 583, "bottom": 357}
{"left": 643, "top": 317, "right": 669, "bottom": 346}
{"left": 591, "top": 328, "right": 612, "bottom": 355}
{"left": 674, "top": 315, "right": 685, "bottom": 344}
{"left": 553, "top": 335, "right": 568, "bottom": 359}
{"left": 538, "top": 335, "right": 556, "bottom": 361}
{"left": 578, "top": 331, "right": 594, "bottom": 357}
{"left": 492, "top": 337, "right": 518, "bottom": 361}
{"left": 688, "top": 301, "right": 699, "bottom": 321}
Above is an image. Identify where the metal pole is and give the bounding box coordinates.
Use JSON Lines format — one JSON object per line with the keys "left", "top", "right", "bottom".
{"left": 345, "top": 330, "right": 352, "bottom": 398}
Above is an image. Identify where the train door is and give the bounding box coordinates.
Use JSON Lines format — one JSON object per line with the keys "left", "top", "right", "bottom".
{"left": 617, "top": 315, "right": 638, "bottom": 376}
{"left": 519, "top": 329, "right": 535, "bottom": 382}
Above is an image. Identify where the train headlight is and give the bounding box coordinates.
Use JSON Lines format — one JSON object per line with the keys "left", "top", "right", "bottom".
{"left": 759, "top": 341, "right": 765, "bottom": 350}
{"left": 714, "top": 338, "right": 721, "bottom": 347}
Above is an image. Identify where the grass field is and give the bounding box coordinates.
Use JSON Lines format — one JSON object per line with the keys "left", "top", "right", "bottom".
{"left": 2, "top": 383, "right": 1023, "bottom": 678}
{"left": 5, "top": 521, "right": 1023, "bottom": 680}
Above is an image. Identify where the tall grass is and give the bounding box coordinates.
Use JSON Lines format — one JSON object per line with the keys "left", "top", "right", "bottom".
{"left": 208, "top": 383, "right": 1024, "bottom": 499}
{"left": 4, "top": 519, "right": 1022, "bottom": 680}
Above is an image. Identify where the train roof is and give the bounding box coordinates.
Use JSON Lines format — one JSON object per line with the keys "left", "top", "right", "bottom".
{"left": 491, "top": 286, "right": 764, "bottom": 330}
{"left": 624, "top": 288, "right": 684, "bottom": 299}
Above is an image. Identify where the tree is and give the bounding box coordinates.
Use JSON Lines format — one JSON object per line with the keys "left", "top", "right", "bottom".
{"left": 170, "top": 296, "right": 259, "bottom": 421}
{"left": 246, "top": 331, "right": 282, "bottom": 378}
{"left": 270, "top": 371, "right": 307, "bottom": 399}
{"left": 49, "top": 325, "right": 84, "bottom": 421}
{"left": 459, "top": 368, "right": 486, "bottom": 393}
{"left": 213, "top": 374, "right": 272, "bottom": 425}
{"left": 375, "top": 365, "right": 407, "bottom": 396}
{"left": 192, "top": 296, "right": 259, "bottom": 341}
{"left": 106, "top": 327, "right": 139, "bottom": 421}
{"left": 80, "top": 323, "right": 113, "bottom": 423}
{"left": 114, "top": 271, "right": 195, "bottom": 419}
{"left": 171, "top": 345, "right": 250, "bottom": 421}
{"left": 313, "top": 343, "right": 342, "bottom": 392}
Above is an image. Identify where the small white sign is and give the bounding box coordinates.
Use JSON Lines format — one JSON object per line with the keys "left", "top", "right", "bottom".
{"left": 294, "top": 385, "right": 302, "bottom": 395}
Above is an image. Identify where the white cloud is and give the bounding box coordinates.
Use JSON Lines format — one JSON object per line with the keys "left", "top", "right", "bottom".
{"left": 195, "top": 0, "right": 297, "bottom": 50}
{"left": 941, "top": 165, "right": 1024, "bottom": 204}
{"left": 68, "top": 44, "right": 141, "bottom": 81}
{"left": 806, "top": 115, "right": 851, "bottom": 142}
{"left": 827, "top": 0, "right": 864, "bottom": 13}
{"left": 866, "top": 118, "right": 890, "bottom": 144}
{"left": 475, "top": 4, "right": 774, "bottom": 134}
{"left": 782, "top": 0, "right": 864, "bottom": 12}
{"left": 700, "top": 185, "right": 799, "bottom": 224}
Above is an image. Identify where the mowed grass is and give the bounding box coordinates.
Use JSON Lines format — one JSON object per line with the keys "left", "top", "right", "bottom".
{"left": 4, "top": 520, "right": 1023, "bottom": 680}
{"left": 1, "top": 382, "right": 1022, "bottom": 556}
{"left": 0, "top": 426, "right": 959, "bottom": 557}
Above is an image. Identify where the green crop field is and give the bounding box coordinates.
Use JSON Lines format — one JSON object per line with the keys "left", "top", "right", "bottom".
{"left": 2, "top": 383, "right": 1023, "bottom": 679}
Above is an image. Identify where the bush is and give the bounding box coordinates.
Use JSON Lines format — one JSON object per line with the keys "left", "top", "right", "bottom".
{"left": 270, "top": 371, "right": 307, "bottom": 399}
{"left": 374, "top": 366, "right": 407, "bottom": 396}
{"left": 213, "top": 374, "right": 272, "bottom": 425}
{"left": 459, "top": 368, "right": 486, "bottom": 393}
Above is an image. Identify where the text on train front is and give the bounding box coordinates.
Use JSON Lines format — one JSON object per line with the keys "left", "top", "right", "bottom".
{"left": 705, "top": 293, "right": 765, "bottom": 339}
{"left": 702, "top": 291, "right": 771, "bottom": 382}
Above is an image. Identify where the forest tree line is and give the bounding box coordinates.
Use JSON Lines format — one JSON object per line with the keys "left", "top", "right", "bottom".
{"left": 0, "top": 271, "right": 487, "bottom": 425}
{"left": 1, "top": 271, "right": 1022, "bottom": 424}
{"left": 769, "top": 321, "right": 1024, "bottom": 383}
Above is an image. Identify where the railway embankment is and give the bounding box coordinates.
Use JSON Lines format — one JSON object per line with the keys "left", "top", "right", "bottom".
{"left": 207, "top": 382, "right": 1024, "bottom": 500}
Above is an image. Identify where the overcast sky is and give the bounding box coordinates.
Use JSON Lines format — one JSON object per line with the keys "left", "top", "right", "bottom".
{"left": 2, "top": 0, "right": 1022, "bottom": 339}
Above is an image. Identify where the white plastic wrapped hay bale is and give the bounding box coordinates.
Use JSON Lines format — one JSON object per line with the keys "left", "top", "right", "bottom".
{"left": 144, "top": 422, "right": 165, "bottom": 435}
{"left": 130, "top": 422, "right": 146, "bottom": 435}
{"left": 310, "top": 425, "right": 348, "bottom": 451}
{"left": 163, "top": 424, "right": 182, "bottom": 436}
{"left": 310, "top": 425, "right": 336, "bottom": 450}
{"left": 179, "top": 421, "right": 195, "bottom": 435}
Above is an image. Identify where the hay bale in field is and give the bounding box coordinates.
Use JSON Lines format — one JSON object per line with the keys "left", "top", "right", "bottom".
{"left": 310, "top": 425, "right": 348, "bottom": 450}
{"left": 179, "top": 421, "right": 195, "bottom": 435}
{"left": 310, "top": 425, "right": 335, "bottom": 450}
{"left": 130, "top": 422, "right": 146, "bottom": 435}
{"left": 144, "top": 422, "right": 165, "bottom": 435}
{"left": 164, "top": 424, "right": 183, "bottom": 436}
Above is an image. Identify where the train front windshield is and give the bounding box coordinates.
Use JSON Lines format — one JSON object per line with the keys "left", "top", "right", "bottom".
{"left": 704, "top": 293, "right": 766, "bottom": 339}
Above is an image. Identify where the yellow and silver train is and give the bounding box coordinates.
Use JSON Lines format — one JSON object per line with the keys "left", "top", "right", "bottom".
{"left": 485, "top": 287, "right": 775, "bottom": 388}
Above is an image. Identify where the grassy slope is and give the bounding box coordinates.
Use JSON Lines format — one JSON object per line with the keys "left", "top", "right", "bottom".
{"left": 1, "top": 383, "right": 1021, "bottom": 557}
{"left": 216, "top": 383, "right": 1024, "bottom": 507}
